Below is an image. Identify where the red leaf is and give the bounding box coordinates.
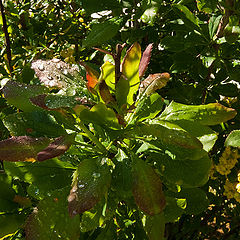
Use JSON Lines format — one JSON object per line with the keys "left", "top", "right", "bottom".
{"left": 132, "top": 158, "right": 166, "bottom": 215}
{"left": 0, "top": 136, "right": 50, "bottom": 162}
{"left": 37, "top": 135, "right": 75, "bottom": 161}
{"left": 139, "top": 43, "right": 153, "bottom": 78}
{"left": 80, "top": 62, "right": 99, "bottom": 91}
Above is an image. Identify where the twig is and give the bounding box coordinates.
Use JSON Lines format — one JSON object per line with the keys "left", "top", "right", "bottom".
{"left": 0, "top": 0, "right": 13, "bottom": 74}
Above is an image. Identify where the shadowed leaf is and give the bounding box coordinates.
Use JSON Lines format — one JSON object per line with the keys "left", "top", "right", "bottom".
{"left": 68, "top": 159, "right": 111, "bottom": 217}
{"left": 132, "top": 157, "right": 166, "bottom": 215}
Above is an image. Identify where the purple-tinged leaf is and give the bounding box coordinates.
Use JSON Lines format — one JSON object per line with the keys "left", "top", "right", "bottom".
{"left": 139, "top": 43, "right": 153, "bottom": 78}
{"left": 0, "top": 136, "right": 50, "bottom": 162}
{"left": 68, "top": 159, "right": 111, "bottom": 217}
{"left": 132, "top": 157, "right": 166, "bottom": 215}
{"left": 37, "top": 134, "right": 75, "bottom": 161}
{"left": 99, "top": 80, "right": 116, "bottom": 104}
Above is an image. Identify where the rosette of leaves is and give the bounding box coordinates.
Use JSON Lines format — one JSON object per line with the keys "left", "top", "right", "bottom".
{"left": 0, "top": 43, "right": 237, "bottom": 240}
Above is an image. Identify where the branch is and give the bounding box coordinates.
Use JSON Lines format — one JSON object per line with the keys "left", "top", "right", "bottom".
{"left": 0, "top": 0, "right": 13, "bottom": 74}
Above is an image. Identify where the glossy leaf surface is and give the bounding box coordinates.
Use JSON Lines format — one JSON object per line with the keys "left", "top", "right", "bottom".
{"left": 68, "top": 159, "right": 111, "bottom": 217}
{"left": 3, "top": 111, "right": 66, "bottom": 137}
{"left": 25, "top": 188, "right": 80, "bottom": 240}
{"left": 2, "top": 81, "right": 48, "bottom": 112}
{"left": 4, "top": 159, "right": 74, "bottom": 199}
{"left": 160, "top": 102, "right": 237, "bottom": 126}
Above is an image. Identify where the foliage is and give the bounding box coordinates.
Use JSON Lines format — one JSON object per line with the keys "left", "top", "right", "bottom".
{"left": 0, "top": 0, "right": 240, "bottom": 239}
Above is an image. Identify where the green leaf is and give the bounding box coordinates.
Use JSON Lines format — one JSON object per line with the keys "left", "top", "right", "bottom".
{"left": 83, "top": 18, "right": 122, "bottom": 47}
{"left": 163, "top": 197, "right": 186, "bottom": 223}
{"left": 174, "top": 4, "right": 200, "bottom": 30}
{"left": 68, "top": 158, "right": 111, "bottom": 217}
{"left": 25, "top": 188, "right": 80, "bottom": 240}
{"left": 37, "top": 134, "right": 76, "bottom": 161}
{"left": 144, "top": 213, "right": 165, "bottom": 240}
{"left": 160, "top": 101, "right": 237, "bottom": 126}
{"left": 225, "top": 130, "right": 240, "bottom": 147}
{"left": 0, "top": 136, "right": 50, "bottom": 162}
{"left": 79, "top": 103, "right": 120, "bottom": 129}
{"left": 173, "top": 120, "right": 218, "bottom": 152}
{"left": 0, "top": 213, "right": 25, "bottom": 238}
{"left": 2, "top": 81, "right": 48, "bottom": 112}
{"left": 100, "top": 61, "right": 115, "bottom": 92}
{"left": 4, "top": 159, "right": 74, "bottom": 199}
{"left": 130, "top": 93, "right": 164, "bottom": 124}
{"left": 112, "top": 160, "right": 133, "bottom": 199}
{"left": 153, "top": 154, "right": 211, "bottom": 187}
{"left": 197, "top": 0, "right": 218, "bottom": 13}
{"left": 3, "top": 111, "right": 66, "bottom": 137}
{"left": 134, "top": 121, "right": 203, "bottom": 150}
{"left": 81, "top": 0, "right": 121, "bottom": 14}
{"left": 209, "top": 15, "right": 222, "bottom": 39}
{"left": 132, "top": 157, "right": 166, "bottom": 215}
{"left": 176, "top": 188, "right": 209, "bottom": 215}
{"left": 0, "top": 174, "right": 19, "bottom": 213}
{"left": 121, "top": 42, "right": 142, "bottom": 106}
{"left": 44, "top": 95, "right": 85, "bottom": 109}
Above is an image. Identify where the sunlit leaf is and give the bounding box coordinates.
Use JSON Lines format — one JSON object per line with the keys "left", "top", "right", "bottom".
{"left": 121, "top": 42, "right": 141, "bottom": 105}
{"left": 130, "top": 93, "right": 164, "bottom": 124}
{"left": 132, "top": 157, "right": 166, "bottom": 215}
{"left": 139, "top": 43, "right": 153, "bottom": 78}
{"left": 31, "top": 59, "right": 84, "bottom": 89}
{"left": 99, "top": 61, "right": 115, "bottom": 91}
{"left": 3, "top": 111, "right": 66, "bottom": 137}
{"left": 225, "top": 130, "right": 240, "bottom": 147}
{"left": 153, "top": 153, "right": 211, "bottom": 187}
{"left": 139, "top": 73, "right": 170, "bottom": 95}
{"left": 25, "top": 188, "right": 80, "bottom": 240}
{"left": 160, "top": 102, "right": 237, "bottom": 126}
{"left": 4, "top": 159, "right": 74, "bottom": 199}
{"left": 79, "top": 103, "right": 120, "bottom": 129}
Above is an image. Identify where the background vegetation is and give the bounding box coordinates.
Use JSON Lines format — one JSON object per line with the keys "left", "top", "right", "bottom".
{"left": 0, "top": 0, "right": 240, "bottom": 239}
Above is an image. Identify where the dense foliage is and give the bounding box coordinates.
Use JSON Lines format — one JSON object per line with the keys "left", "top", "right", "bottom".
{"left": 0, "top": 0, "right": 240, "bottom": 239}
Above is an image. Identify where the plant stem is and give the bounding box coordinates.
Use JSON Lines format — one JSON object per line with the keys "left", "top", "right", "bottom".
{"left": 0, "top": 0, "right": 13, "bottom": 74}
{"left": 78, "top": 121, "right": 106, "bottom": 153}
{"left": 114, "top": 43, "right": 126, "bottom": 85}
